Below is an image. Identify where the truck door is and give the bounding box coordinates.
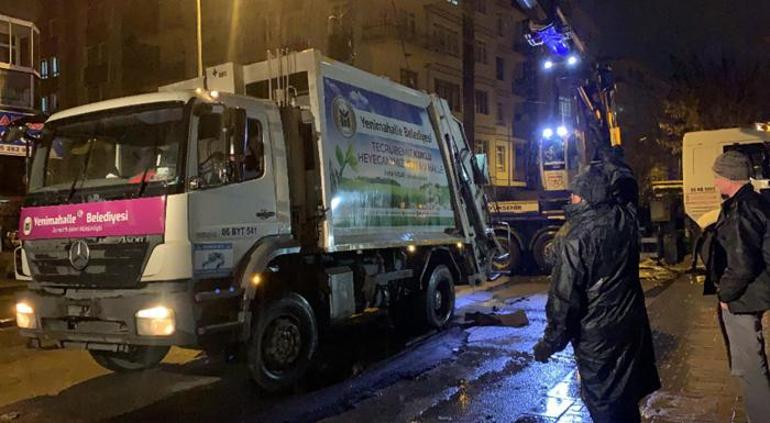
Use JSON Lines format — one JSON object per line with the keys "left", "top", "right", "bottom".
{"left": 187, "top": 102, "right": 283, "bottom": 278}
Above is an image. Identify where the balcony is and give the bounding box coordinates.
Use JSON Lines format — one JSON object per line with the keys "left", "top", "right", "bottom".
{"left": 0, "top": 14, "right": 40, "bottom": 77}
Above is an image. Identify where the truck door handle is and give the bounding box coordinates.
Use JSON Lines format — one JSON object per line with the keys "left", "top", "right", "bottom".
{"left": 256, "top": 210, "right": 275, "bottom": 219}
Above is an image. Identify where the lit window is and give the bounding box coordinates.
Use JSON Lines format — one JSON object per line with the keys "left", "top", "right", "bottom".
{"left": 41, "top": 96, "right": 48, "bottom": 113}
{"left": 51, "top": 56, "right": 60, "bottom": 77}
{"left": 40, "top": 59, "right": 48, "bottom": 79}
{"left": 496, "top": 145, "right": 506, "bottom": 172}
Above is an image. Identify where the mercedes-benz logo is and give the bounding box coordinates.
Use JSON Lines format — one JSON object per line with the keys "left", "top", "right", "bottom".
{"left": 68, "top": 240, "right": 90, "bottom": 271}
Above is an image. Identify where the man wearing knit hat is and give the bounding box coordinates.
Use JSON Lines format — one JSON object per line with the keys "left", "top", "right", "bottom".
{"left": 533, "top": 165, "right": 660, "bottom": 422}
{"left": 709, "top": 150, "right": 770, "bottom": 421}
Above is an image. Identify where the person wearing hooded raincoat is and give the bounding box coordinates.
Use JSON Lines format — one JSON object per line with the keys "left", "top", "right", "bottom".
{"left": 533, "top": 164, "right": 660, "bottom": 422}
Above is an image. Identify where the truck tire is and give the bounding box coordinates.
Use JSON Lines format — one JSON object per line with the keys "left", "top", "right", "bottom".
{"left": 89, "top": 346, "right": 170, "bottom": 372}
{"left": 248, "top": 293, "right": 318, "bottom": 393}
{"left": 532, "top": 232, "right": 556, "bottom": 274}
{"left": 418, "top": 265, "right": 456, "bottom": 329}
{"left": 492, "top": 234, "right": 522, "bottom": 273}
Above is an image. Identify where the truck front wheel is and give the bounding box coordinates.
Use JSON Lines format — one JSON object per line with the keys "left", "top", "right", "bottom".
{"left": 248, "top": 293, "right": 318, "bottom": 393}
{"left": 89, "top": 346, "right": 170, "bottom": 372}
{"left": 420, "top": 265, "right": 456, "bottom": 329}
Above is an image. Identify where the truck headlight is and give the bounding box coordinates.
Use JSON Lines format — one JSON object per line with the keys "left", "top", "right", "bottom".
{"left": 16, "top": 302, "right": 36, "bottom": 329}
{"left": 136, "top": 306, "right": 175, "bottom": 336}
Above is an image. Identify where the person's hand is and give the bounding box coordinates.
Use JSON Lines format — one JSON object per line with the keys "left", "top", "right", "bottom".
{"left": 533, "top": 339, "right": 552, "bottom": 363}
{"left": 720, "top": 301, "right": 729, "bottom": 311}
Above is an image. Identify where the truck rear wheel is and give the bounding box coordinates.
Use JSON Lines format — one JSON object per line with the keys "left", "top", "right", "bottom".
{"left": 419, "top": 265, "right": 456, "bottom": 329}
{"left": 89, "top": 346, "right": 170, "bottom": 372}
{"left": 532, "top": 232, "right": 556, "bottom": 274}
{"left": 248, "top": 293, "right": 318, "bottom": 393}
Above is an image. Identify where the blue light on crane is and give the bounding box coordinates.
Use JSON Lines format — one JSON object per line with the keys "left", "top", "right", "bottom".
{"left": 526, "top": 24, "right": 572, "bottom": 57}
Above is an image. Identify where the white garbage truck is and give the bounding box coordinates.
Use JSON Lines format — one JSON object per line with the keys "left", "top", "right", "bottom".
{"left": 13, "top": 50, "right": 498, "bottom": 391}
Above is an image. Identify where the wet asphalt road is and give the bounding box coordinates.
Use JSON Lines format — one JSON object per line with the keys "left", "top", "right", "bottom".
{"left": 0, "top": 273, "right": 680, "bottom": 422}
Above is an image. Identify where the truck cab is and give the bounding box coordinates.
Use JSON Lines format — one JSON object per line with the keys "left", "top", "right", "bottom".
{"left": 17, "top": 90, "right": 294, "bottom": 368}
{"left": 683, "top": 126, "right": 770, "bottom": 230}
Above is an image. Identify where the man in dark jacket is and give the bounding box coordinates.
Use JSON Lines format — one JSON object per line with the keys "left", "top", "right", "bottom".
{"left": 533, "top": 165, "right": 660, "bottom": 422}
{"left": 709, "top": 151, "right": 770, "bottom": 421}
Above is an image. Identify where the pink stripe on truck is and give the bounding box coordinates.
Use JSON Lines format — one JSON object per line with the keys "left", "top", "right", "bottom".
{"left": 19, "top": 197, "right": 166, "bottom": 240}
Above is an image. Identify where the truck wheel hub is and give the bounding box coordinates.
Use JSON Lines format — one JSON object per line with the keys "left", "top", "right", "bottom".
{"left": 264, "top": 318, "right": 302, "bottom": 367}
{"left": 434, "top": 291, "right": 444, "bottom": 311}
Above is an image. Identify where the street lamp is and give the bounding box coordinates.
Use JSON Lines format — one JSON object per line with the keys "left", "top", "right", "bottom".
{"left": 567, "top": 55, "right": 579, "bottom": 66}
{"left": 543, "top": 59, "right": 554, "bottom": 70}
{"left": 557, "top": 125, "right": 569, "bottom": 137}
{"left": 542, "top": 128, "right": 554, "bottom": 139}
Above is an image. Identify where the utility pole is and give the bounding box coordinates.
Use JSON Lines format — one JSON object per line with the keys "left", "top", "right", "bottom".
{"left": 461, "top": 0, "right": 476, "bottom": 151}
{"left": 196, "top": 0, "right": 204, "bottom": 78}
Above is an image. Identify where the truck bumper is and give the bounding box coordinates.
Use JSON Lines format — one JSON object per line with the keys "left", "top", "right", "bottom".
{"left": 17, "top": 281, "right": 199, "bottom": 349}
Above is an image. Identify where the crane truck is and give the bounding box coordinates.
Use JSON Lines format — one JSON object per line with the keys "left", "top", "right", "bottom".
{"left": 11, "top": 50, "right": 499, "bottom": 392}
{"left": 489, "top": 0, "right": 627, "bottom": 273}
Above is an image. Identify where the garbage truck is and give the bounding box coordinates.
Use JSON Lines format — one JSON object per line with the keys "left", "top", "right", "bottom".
{"left": 12, "top": 50, "right": 499, "bottom": 392}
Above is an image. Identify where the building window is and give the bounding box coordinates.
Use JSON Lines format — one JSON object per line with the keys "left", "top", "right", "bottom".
{"left": 475, "top": 90, "right": 489, "bottom": 115}
{"left": 50, "top": 93, "right": 58, "bottom": 112}
{"left": 400, "top": 68, "right": 418, "bottom": 89}
{"left": 475, "top": 41, "right": 488, "bottom": 64}
{"left": 496, "top": 57, "right": 505, "bottom": 80}
{"left": 398, "top": 11, "right": 416, "bottom": 38}
{"left": 40, "top": 59, "right": 49, "bottom": 79}
{"left": 475, "top": 0, "right": 487, "bottom": 14}
{"left": 496, "top": 102, "right": 504, "bottom": 124}
{"left": 435, "top": 79, "right": 461, "bottom": 112}
{"left": 475, "top": 139, "right": 487, "bottom": 155}
{"left": 0, "top": 21, "right": 9, "bottom": 64}
{"left": 496, "top": 145, "right": 506, "bottom": 172}
{"left": 433, "top": 24, "right": 459, "bottom": 57}
{"left": 51, "top": 56, "right": 60, "bottom": 77}
{"left": 40, "top": 96, "right": 48, "bottom": 113}
{"left": 497, "top": 17, "right": 505, "bottom": 37}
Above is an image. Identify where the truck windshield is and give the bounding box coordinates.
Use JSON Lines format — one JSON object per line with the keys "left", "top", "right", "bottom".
{"left": 29, "top": 103, "right": 186, "bottom": 195}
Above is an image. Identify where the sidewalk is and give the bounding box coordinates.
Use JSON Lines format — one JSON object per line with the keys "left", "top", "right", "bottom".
{"left": 514, "top": 274, "right": 752, "bottom": 423}
{"left": 641, "top": 274, "right": 752, "bottom": 423}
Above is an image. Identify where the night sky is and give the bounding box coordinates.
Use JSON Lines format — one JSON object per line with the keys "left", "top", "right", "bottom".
{"left": 579, "top": 0, "right": 770, "bottom": 74}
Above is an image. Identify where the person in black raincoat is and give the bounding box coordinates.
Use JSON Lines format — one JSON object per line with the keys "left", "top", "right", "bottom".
{"left": 533, "top": 164, "right": 660, "bottom": 423}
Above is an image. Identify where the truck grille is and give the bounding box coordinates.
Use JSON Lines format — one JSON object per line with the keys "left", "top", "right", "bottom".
{"left": 24, "top": 236, "right": 162, "bottom": 288}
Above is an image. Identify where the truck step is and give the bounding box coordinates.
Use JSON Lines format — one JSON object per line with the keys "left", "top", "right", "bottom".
{"left": 197, "top": 321, "right": 242, "bottom": 336}
{"left": 194, "top": 288, "right": 243, "bottom": 303}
